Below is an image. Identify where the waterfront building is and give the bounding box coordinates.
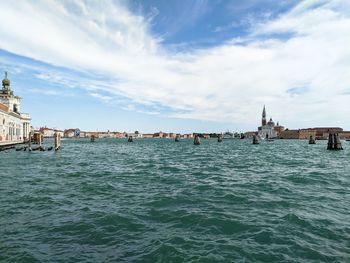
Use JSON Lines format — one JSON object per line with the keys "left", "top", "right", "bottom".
{"left": 115, "top": 132, "right": 125, "bottom": 138}
{"left": 298, "top": 128, "right": 317, "bottom": 140}
{"left": 85, "top": 131, "right": 98, "bottom": 138}
{"left": 279, "top": 127, "right": 350, "bottom": 140}
{"left": 126, "top": 132, "right": 142, "bottom": 138}
{"left": 183, "top": 134, "right": 194, "bottom": 139}
{"left": 257, "top": 106, "right": 279, "bottom": 139}
{"left": 274, "top": 122, "right": 285, "bottom": 136}
{"left": 203, "top": 134, "right": 210, "bottom": 139}
{"left": 168, "top": 133, "right": 176, "bottom": 139}
{"left": 98, "top": 132, "right": 110, "bottom": 138}
{"left": 78, "top": 131, "right": 85, "bottom": 138}
{"left": 142, "top": 133, "right": 154, "bottom": 138}
{"left": 39, "top": 127, "right": 66, "bottom": 138}
{"left": 244, "top": 131, "right": 258, "bottom": 138}
{"left": 153, "top": 131, "right": 165, "bottom": 138}
{"left": 64, "top": 129, "right": 77, "bottom": 138}
{"left": 279, "top": 129, "right": 300, "bottom": 139}
{"left": 313, "top": 127, "right": 343, "bottom": 139}
{"left": 0, "top": 72, "right": 31, "bottom": 145}
{"left": 339, "top": 131, "right": 350, "bottom": 140}
{"left": 39, "top": 127, "right": 56, "bottom": 137}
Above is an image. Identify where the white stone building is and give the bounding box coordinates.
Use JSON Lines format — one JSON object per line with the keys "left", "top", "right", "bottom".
{"left": 38, "top": 127, "right": 64, "bottom": 138}
{"left": 40, "top": 127, "right": 56, "bottom": 137}
{"left": 258, "top": 105, "right": 278, "bottom": 139}
{"left": 0, "top": 72, "right": 31, "bottom": 145}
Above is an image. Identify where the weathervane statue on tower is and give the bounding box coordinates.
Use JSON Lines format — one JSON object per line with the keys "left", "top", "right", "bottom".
{"left": 2, "top": 71, "right": 10, "bottom": 90}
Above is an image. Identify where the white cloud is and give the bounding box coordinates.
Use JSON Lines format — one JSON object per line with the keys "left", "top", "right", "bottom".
{"left": 31, "top": 88, "right": 61, "bottom": 96}
{"left": 1, "top": 0, "right": 350, "bottom": 129}
{"left": 89, "top": 92, "right": 113, "bottom": 103}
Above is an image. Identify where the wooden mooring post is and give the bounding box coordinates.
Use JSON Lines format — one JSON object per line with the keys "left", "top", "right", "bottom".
{"left": 54, "top": 132, "right": 61, "bottom": 151}
{"left": 194, "top": 134, "right": 200, "bottom": 145}
{"left": 217, "top": 134, "right": 223, "bottom": 142}
{"left": 252, "top": 135, "right": 259, "bottom": 145}
{"left": 128, "top": 136, "right": 133, "bottom": 142}
{"left": 33, "top": 132, "right": 42, "bottom": 145}
{"left": 175, "top": 135, "right": 180, "bottom": 142}
{"left": 327, "top": 133, "right": 343, "bottom": 150}
{"left": 30, "top": 132, "right": 43, "bottom": 151}
{"left": 27, "top": 131, "right": 32, "bottom": 151}
{"left": 309, "top": 135, "right": 316, "bottom": 144}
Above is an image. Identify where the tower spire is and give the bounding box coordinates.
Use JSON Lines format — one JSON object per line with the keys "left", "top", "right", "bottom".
{"left": 262, "top": 105, "right": 266, "bottom": 118}
{"left": 262, "top": 105, "right": 267, "bottom": 126}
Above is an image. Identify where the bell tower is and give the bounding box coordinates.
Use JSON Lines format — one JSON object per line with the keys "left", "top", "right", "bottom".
{"left": 0, "top": 71, "right": 21, "bottom": 113}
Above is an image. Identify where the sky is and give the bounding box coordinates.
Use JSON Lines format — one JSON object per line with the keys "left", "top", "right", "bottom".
{"left": 0, "top": 0, "right": 350, "bottom": 133}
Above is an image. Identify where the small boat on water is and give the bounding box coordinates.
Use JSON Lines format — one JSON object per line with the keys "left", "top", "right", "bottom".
{"left": 258, "top": 134, "right": 275, "bottom": 142}
{"left": 222, "top": 131, "right": 234, "bottom": 139}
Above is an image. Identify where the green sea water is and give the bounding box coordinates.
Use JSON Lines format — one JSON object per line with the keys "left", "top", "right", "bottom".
{"left": 0, "top": 138, "right": 350, "bottom": 262}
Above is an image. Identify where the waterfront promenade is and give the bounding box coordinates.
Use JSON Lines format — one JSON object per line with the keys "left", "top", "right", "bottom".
{"left": 0, "top": 140, "right": 25, "bottom": 148}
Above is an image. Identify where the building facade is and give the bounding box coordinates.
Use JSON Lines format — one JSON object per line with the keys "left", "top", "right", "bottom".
{"left": 64, "top": 129, "right": 76, "bottom": 138}
{"left": 279, "top": 129, "right": 300, "bottom": 139}
{"left": 39, "top": 127, "right": 56, "bottom": 137}
{"left": 0, "top": 72, "right": 31, "bottom": 145}
{"left": 39, "top": 127, "right": 64, "bottom": 138}
{"left": 257, "top": 106, "right": 282, "bottom": 139}
{"left": 279, "top": 127, "right": 349, "bottom": 140}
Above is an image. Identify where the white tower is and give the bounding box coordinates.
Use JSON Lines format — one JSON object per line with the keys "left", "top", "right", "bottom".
{"left": 0, "top": 71, "right": 21, "bottom": 113}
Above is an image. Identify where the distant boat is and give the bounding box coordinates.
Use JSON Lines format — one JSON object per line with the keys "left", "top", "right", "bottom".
{"left": 260, "top": 133, "right": 276, "bottom": 141}
{"left": 257, "top": 134, "right": 264, "bottom": 140}
{"left": 222, "top": 131, "right": 234, "bottom": 139}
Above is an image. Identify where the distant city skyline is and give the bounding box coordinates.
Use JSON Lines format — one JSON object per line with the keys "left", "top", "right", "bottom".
{"left": 1, "top": 0, "right": 350, "bottom": 132}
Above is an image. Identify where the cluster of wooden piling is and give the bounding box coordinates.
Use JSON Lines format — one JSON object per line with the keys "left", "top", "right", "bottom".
{"left": 327, "top": 133, "right": 343, "bottom": 150}
{"left": 4, "top": 131, "right": 61, "bottom": 152}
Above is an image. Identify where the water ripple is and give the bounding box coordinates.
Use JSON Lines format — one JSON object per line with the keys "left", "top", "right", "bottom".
{"left": 1, "top": 138, "right": 350, "bottom": 262}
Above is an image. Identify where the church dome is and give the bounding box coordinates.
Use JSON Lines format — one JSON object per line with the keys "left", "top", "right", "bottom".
{"left": 267, "top": 118, "right": 275, "bottom": 126}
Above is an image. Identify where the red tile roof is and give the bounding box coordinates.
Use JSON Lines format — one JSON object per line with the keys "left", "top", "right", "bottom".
{"left": 0, "top": 103, "right": 8, "bottom": 112}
